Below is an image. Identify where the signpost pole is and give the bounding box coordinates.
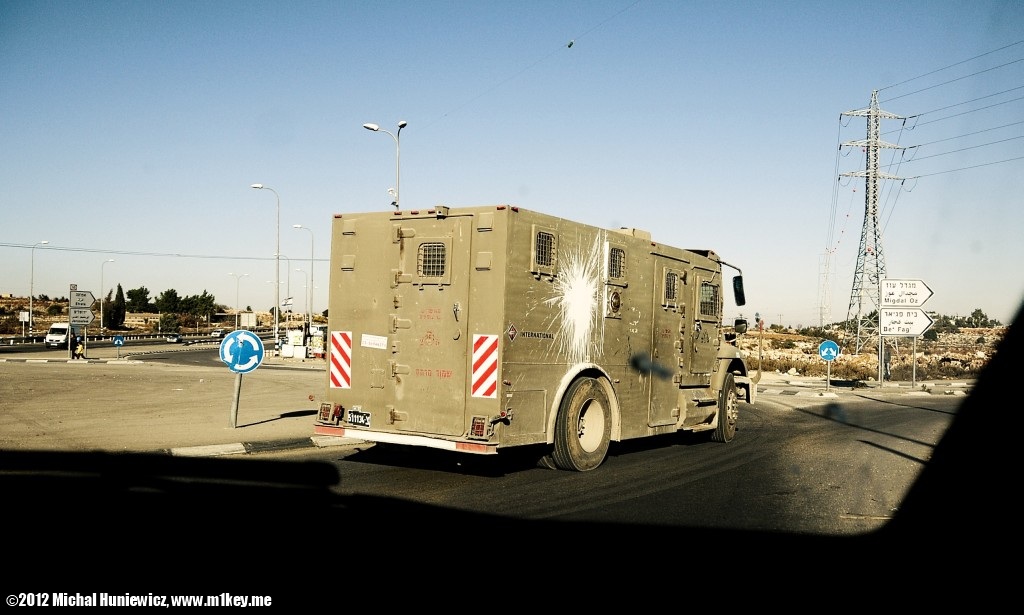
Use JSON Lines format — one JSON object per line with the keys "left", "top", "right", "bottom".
{"left": 818, "top": 340, "right": 840, "bottom": 392}
{"left": 69, "top": 284, "right": 74, "bottom": 360}
{"left": 912, "top": 337, "right": 918, "bottom": 388}
{"left": 880, "top": 277, "right": 934, "bottom": 387}
{"left": 231, "top": 373, "right": 243, "bottom": 428}
{"left": 219, "top": 330, "right": 265, "bottom": 429}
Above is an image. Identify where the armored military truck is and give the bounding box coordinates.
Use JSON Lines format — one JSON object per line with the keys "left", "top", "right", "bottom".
{"left": 315, "top": 205, "right": 757, "bottom": 471}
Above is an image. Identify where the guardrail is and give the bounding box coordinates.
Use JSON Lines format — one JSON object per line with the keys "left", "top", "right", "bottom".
{"left": 2, "top": 329, "right": 279, "bottom": 347}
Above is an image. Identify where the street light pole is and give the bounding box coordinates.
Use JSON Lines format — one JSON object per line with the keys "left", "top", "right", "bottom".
{"left": 293, "top": 224, "right": 314, "bottom": 334}
{"left": 29, "top": 240, "right": 49, "bottom": 338}
{"left": 250, "top": 184, "right": 280, "bottom": 346}
{"left": 295, "top": 268, "right": 309, "bottom": 332}
{"left": 100, "top": 258, "right": 114, "bottom": 335}
{"left": 277, "top": 254, "right": 292, "bottom": 327}
{"left": 362, "top": 120, "right": 407, "bottom": 208}
{"left": 228, "top": 272, "right": 249, "bottom": 330}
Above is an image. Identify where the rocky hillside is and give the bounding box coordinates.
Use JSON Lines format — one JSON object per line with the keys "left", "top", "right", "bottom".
{"left": 735, "top": 327, "right": 1005, "bottom": 382}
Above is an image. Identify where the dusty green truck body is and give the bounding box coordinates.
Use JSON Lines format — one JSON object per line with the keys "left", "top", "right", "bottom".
{"left": 315, "top": 205, "right": 755, "bottom": 471}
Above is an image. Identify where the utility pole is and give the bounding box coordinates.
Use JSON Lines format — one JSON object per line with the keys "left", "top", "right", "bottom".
{"left": 840, "top": 90, "right": 905, "bottom": 354}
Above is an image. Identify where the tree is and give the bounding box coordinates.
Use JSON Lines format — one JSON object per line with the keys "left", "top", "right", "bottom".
{"left": 101, "top": 290, "right": 113, "bottom": 329}
{"left": 154, "top": 289, "right": 181, "bottom": 314}
{"left": 126, "top": 287, "right": 153, "bottom": 313}
{"left": 111, "top": 284, "right": 127, "bottom": 328}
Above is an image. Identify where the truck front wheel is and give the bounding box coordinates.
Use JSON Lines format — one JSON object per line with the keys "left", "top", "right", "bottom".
{"left": 552, "top": 377, "right": 612, "bottom": 471}
{"left": 711, "top": 373, "right": 738, "bottom": 443}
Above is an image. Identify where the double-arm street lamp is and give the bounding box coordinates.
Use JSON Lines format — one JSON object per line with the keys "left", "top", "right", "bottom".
{"left": 362, "top": 120, "right": 407, "bottom": 208}
{"left": 292, "top": 224, "right": 314, "bottom": 334}
{"left": 29, "top": 240, "right": 49, "bottom": 337}
{"left": 228, "top": 272, "right": 249, "bottom": 330}
{"left": 250, "top": 184, "right": 280, "bottom": 345}
{"left": 100, "top": 258, "right": 114, "bottom": 335}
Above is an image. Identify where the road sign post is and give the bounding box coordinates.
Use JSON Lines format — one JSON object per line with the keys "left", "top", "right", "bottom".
{"left": 879, "top": 308, "right": 934, "bottom": 337}
{"left": 68, "top": 289, "right": 97, "bottom": 359}
{"left": 818, "top": 340, "right": 840, "bottom": 392}
{"left": 881, "top": 278, "right": 933, "bottom": 308}
{"left": 880, "top": 278, "right": 933, "bottom": 386}
{"left": 220, "top": 331, "right": 266, "bottom": 428}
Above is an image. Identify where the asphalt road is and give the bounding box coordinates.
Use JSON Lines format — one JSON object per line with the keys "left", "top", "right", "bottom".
{"left": 0, "top": 343, "right": 331, "bottom": 453}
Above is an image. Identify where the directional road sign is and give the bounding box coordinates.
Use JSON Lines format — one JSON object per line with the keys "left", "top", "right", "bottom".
{"left": 881, "top": 279, "right": 933, "bottom": 308}
{"left": 880, "top": 308, "right": 934, "bottom": 337}
{"left": 220, "top": 330, "right": 265, "bottom": 374}
{"left": 70, "top": 307, "right": 95, "bottom": 326}
{"left": 818, "top": 340, "right": 840, "bottom": 362}
{"left": 113, "top": 335, "right": 125, "bottom": 347}
{"left": 70, "top": 290, "right": 95, "bottom": 309}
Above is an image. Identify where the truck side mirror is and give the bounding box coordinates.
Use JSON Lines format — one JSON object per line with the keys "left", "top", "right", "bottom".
{"left": 734, "top": 318, "right": 748, "bottom": 335}
{"left": 732, "top": 275, "right": 746, "bottom": 306}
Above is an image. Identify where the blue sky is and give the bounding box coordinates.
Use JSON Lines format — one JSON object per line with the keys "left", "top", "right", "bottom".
{"left": 2, "top": 0, "right": 1022, "bottom": 328}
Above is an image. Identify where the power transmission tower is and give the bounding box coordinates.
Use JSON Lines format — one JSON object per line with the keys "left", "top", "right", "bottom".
{"left": 839, "top": 90, "right": 905, "bottom": 353}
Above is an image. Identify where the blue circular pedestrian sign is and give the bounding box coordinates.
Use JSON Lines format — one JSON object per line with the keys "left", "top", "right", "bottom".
{"left": 818, "top": 340, "right": 840, "bottom": 362}
{"left": 220, "top": 330, "right": 265, "bottom": 374}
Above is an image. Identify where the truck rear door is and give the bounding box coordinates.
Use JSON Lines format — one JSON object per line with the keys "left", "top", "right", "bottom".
{"left": 328, "top": 213, "right": 474, "bottom": 438}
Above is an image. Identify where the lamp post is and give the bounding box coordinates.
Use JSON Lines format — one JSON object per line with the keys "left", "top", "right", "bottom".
{"left": 250, "top": 184, "right": 280, "bottom": 346}
{"left": 295, "top": 268, "right": 309, "bottom": 331}
{"left": 228, "top": 272, "right": 249, "bottom": 330}
{"left": 29, "top": 240, "right": 49, "bottom": 338}
{"left": 100, "top": 258, "right": 114, "bottom": 335}
{"left": 362, "top": 120, "right": 406, "bottom": 208}
{"left": 277, "top": 254, "right": 292, "bottom": 326}
{"left": 293, "top": 224, "right": 314, "bottom": 334}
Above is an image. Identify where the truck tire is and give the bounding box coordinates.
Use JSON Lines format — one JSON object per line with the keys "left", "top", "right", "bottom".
{"left": 552, "top": 377, "right": 612, "bottom": 471}
{"left": 711, "top": 373, "right": 738, "bottom": 443}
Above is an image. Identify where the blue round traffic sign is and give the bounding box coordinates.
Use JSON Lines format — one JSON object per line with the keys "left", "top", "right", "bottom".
{"left": 818, "top": 340, "right": 840, "bottom": 362}
{"left": 220, "top": 330, "right": 265, "bottom": 374}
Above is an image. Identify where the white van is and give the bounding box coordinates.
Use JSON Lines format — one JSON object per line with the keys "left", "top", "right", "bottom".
{"left": 44, "top": 323, "right": 72, "bottom": 348}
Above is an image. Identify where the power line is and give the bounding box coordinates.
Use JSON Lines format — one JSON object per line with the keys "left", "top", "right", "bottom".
{"left": 904, "top": 155, "right": 1024, "bottom": 179}
{"left": 901, "top": 135, "right": 1024, "bottom": 163}
{"left": 879, "top": 39, "right": 1024, "bottom": 92}
{"left": 880, "top": 58, "right": 1023, "bottom": 103}
{"left": 0, "top": 243, "right": 328, "bottom": 263}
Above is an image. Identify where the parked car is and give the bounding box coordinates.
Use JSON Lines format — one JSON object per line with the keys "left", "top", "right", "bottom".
{"left": 166, "top": 333, "right": 183, "bottom": 343}
{"left": 211, "top": 328, "right": 227, "bottom": 338}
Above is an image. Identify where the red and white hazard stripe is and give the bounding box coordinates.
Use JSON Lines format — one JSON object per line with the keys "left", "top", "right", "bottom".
{"left": 330, "top": 331, "right": 352, "bottom": 389}
{"left": 471, "top": 334, "right": 498, "bottom": 398}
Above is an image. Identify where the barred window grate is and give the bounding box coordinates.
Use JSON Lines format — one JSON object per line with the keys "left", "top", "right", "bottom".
{"left": 700, "top": 282, "right": 720, "bottom": 317}
{"left": 536, "top": 232, "right": 554, "bottom": 267}
{"left": 609, "top": 248, "right": 625, "bottom": 279}
{"left": 418, "top": 242, "right": 447, "bottom": 277}
{"left": 665, "top": 272, "right": 677, "bottom": 302}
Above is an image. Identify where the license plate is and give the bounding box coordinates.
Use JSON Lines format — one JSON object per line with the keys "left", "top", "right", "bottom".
{"left": 347, "top": 408, "right": 370, "bottom": 427}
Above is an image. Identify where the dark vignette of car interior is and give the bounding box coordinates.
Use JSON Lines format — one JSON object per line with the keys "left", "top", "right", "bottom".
{"left": 4, "top": 301, "right": 1015, "bottom": 585}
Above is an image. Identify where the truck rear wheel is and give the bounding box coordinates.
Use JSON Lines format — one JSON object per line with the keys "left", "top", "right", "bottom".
{"left": 552, "top": 377, "right": 612, "bottom": 471}
{"left": 712, "top": 373, "right": 738, "bottom": 443}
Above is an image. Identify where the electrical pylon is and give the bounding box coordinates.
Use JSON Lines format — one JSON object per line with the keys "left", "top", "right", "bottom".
{"left": 840, "top": 90, "right": 905, "bottom": 353}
